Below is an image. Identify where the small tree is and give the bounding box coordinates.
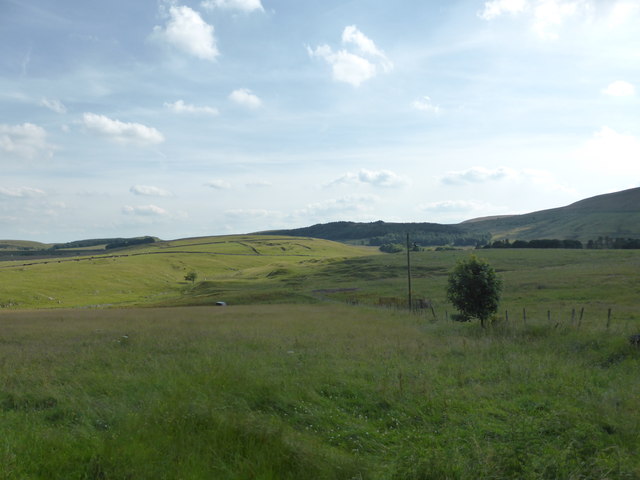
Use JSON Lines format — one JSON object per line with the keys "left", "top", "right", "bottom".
{"left": 184, "top": 271, "right": 198, "bottom": 284}
{"left": 446, "top": 255, "right": 502, "bottom": 327}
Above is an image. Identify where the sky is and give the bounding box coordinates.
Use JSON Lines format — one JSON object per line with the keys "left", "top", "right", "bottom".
{"left": 1, "top": 0, "right": 639, "bottom": 242}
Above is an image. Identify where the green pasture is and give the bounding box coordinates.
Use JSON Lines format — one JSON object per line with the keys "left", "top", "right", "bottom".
{"left": 1, "top": 236, "right": 639, "bottom": 478}
{"left": 0, "top": 304, "right": 638, "bottom": 479}
{"left": 0, "top": 235, "right": 375, "bottom": 309}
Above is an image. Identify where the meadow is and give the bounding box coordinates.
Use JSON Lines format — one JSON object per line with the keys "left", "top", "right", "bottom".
{"left": 0, "top": 237, "right": 639, "bottom": 479}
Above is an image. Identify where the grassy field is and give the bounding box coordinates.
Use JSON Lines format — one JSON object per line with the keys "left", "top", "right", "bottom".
{"left": 1, "top": 304, "right": 638, "bottom": 479}
{"left": 1, "top": 237, "right": 639, "bottom": 478}
{"left": 0, "top": 235, "right": 376, "bottom": 309}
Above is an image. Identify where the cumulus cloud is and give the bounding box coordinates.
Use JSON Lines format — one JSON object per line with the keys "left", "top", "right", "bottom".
{"left": 164, "top": 100, "right": 219, "bottom": 115}
{"left": 602, "top": 80, "right": 635, "bottom": 97}
{"left": 308, "top": 25, "right": 393, "bottom": 87}
{"left": 0, "top": 123, "right": 53, "bottom": 160}
{"left": 412, "top": 96, "right": 441, "bottom": 114}
{"left": 40, "top": 97, "right": 67, "bottom": 114}
{"left": 82, "top": 113, "right": 165, "bottom": 146}
{"left": 479, "top": 0, "right": 528, "bottom": 20}
{"left": 205, "top": 179, "right": 232, "bottom": 190}
{"left": 229, "top": 88, "right": 262, "bottom": 109}
{"left": 122, "top": 205, "right": 169, "bottom": 216}
{"left": 130, "top": 185, "right": 173, "bottom": 197}
{"left": 329, "top": 169, "right": 409, "bottom": 188}
{"left": 0, "top": 186, "right": 46, "bottom": 198}
{"left": 295, "top": 194, "right": 378, "bottom": 217}
{"left": 201, "top": 0, "right": 263, "bottom": 12}
{"left": 152, "top": 5, "right": 218, "bottom": 60}
{"left": 441, "top": 167, "right": 514, "bottom": 185}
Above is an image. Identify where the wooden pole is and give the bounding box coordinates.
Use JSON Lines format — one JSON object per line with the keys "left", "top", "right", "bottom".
{"left": 406, "top": 233, "right": 412, "bottom": 311}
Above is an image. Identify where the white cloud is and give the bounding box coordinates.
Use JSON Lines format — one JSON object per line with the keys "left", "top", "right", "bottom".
{"left": 441, "top": 166, "right": 514, "bottom": 185}
{"left": 40, "top": 97, "right": 67, "bottom": 114}
{"left": 479, "top": 0, "right": 528, "bottom": 20}
{"left": 341, "top": 25, "right": 393, "bottom": 73}
{"left": 0, "top": 187, "right": 46, "bottom": 198}
{"left": 479, "top": 0, "right": 595, "bottom": 39}
{"left": 0, "top": 123, "right": 52, "bottom": 160}
{"left": 295, "top": 194, "right": 378, "bottom": 217}
{"left": 602, "top": 80, "right": 635, "bottom": 97}
{"left": 574, "top": 126, "right": 640, "bottom": 176}
{"left": 329, "top": 169, "right": 409, "bottom": 188}
{"left": 308, "top": 45, "right": 376, "bottom": 87}
{"left": 441, "top": 166, "right": 570, "bottom": 192}
{"left": 308, "top": 26, "right": 392, "bottom": 87}
{"left": 82, "top": 113, "right": 165, "bottom": 146}
{"left": 201, "top": 0, "right": 263, "bottom": 12}
{"left": 153, "top": 5, "right": 218, "bottom": 60}
{"left": 229, "top": 88, "right": 262, "bottom": 109}
{"left": 205, "top": 179, "right": 232, "bottom": 190}
{"left": 130, "top": 185, "right": 173, "bottom": 197}
{"left": 412, "top": 96, "right": 441, "bottom": 114}
{"left": 164, "top": 100, "right": 219, "bottom": 115}
{"left": 532, "top": 0, "right": 582, "bottom": 40}
{"left": 122, "top": 205, "right": 169, "bottom": 216}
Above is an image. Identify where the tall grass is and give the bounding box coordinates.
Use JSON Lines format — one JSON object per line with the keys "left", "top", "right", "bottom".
{"left": 1, "top": 304, "right": 638, "bottom": 479}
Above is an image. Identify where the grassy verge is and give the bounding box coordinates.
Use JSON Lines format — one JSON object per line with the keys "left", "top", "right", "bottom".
{"left": 1, "top": 304, "right": 639, "bottom": 479}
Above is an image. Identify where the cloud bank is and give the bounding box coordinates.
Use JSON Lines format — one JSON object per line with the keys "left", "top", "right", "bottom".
{"left": 0, "top": 123, "right": 52, "bottom": 160}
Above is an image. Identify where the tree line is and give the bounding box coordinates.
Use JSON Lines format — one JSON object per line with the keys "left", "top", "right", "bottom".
{"left": 483, "top": 237, "right": 640, "bottom": 249}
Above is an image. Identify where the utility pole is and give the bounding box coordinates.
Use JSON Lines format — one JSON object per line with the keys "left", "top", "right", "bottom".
{"left": 406, "top": 233, "right": 412, "bottom": 310}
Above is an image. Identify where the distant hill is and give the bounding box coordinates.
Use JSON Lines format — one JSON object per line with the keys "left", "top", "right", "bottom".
{"left": 257, "top": 221, "right": 491, "bottom": 247}
{"left": 461, "top": 187, "right": 640, "bottom": 242}
{"left": 257, "top": 187, "right": 640, "bottom": 245}
{"left": 0, "top": 236, "right": 158, "bottom": 261}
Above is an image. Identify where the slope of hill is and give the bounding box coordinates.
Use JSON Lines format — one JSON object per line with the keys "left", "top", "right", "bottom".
{"left": 461, "top": 187, "right": 640, "bottom": 241}
{"left": 257, "top": 221, "right": 491, "bottom": 247}
{"left": 258, "top": 188, "right": 640, "bottom": 244}
{"left": 0, "top": 235, "right": 374, "bottom": 309}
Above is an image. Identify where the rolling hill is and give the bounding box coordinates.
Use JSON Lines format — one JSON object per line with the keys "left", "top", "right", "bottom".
{"left": 461, "top": 187, "right": 640, "bottom": 242}
{"left": 258, "top": 187, "right": 640, "bottom": 244}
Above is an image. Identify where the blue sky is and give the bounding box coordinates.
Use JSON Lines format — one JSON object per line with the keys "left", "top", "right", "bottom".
{"left": 1, "top": 0, "right": 639, "bottom": 242}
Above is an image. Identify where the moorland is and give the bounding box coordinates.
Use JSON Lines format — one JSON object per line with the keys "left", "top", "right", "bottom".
{"left": 0, "top": 231, "right": 639, "bottom": 479}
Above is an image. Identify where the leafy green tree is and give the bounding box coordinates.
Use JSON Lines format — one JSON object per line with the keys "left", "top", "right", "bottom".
{"left": 446, "top": 255, "right": 502, "bottom": 327}
{"left": 184, "top": 271, "right": 198, "bottom": 284}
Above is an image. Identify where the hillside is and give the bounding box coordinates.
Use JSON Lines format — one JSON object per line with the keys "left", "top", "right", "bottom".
{"left": 0, "top": 235, "right": 374, "bottom": 309}
{"left": 257, "top": 221, "right": 491, "bottom": 247}
{"left": 260, "top": 187, "right": 640, "bottom": 245}
{"left": 461, "top": 187, "right": 640, "bottom": 241}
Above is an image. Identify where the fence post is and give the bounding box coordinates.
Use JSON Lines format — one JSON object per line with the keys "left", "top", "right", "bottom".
{"left": 523, "top": 308, "right": 527, "bottom": 325}
{"left": 607, "top": 308, "right": 612, "bottom": 329}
